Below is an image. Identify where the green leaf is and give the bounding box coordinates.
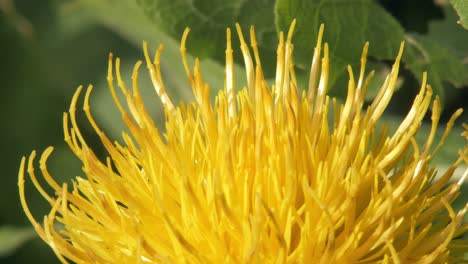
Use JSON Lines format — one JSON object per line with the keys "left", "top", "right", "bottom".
{"left": 400, "top": 4, "right": 468, "bottom": 104}
{"left": 274, "top": 0, "right": 405, "bottom": 94}
{"left": 79, "top": 0, "right": 247, "bottom": 88}
{"left": 136, "top": 0, "right": 277, "bottom": 68}
{"left": 401, "top": 3, "right": 468, "bottom": 103}
{"left": 403, "top": 33, "right": 468, "bottom": 103}
{"left": 275, "top": 0, "right": 468, "bottom": 103}
{"left": 0, "top": 226, "right": 36, "bottom": 257}
{"left": 450, "top": 0, "right": 468, "bottom": 29}
{"left": 428, "top": 4, "right": 468, "bottom": 58}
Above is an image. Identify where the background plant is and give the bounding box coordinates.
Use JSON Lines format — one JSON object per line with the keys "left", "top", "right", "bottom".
{"left": 0, "top": 0, "right": 467, "bottom": 262}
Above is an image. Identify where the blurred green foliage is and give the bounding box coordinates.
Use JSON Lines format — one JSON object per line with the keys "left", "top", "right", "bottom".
{"left": 1, "top": 0, "right": 467, "bottom": 263}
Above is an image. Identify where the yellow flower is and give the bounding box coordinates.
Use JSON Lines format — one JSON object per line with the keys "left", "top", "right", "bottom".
{"left": 19, "top": 21, "right": 468, "bottom": 263}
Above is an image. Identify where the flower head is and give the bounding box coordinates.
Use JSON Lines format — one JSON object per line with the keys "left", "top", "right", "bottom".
{"left": 19, "top": 21, "right": 468, "bottom": 263}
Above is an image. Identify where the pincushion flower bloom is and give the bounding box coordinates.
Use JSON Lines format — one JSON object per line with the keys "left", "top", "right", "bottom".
{"left": 19, "top": 21, "right": 468, "bottom": 263}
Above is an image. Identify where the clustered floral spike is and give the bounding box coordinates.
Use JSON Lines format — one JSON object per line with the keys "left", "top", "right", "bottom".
{"left": 19, "top": 21, "right": 468, "bottom": 263}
